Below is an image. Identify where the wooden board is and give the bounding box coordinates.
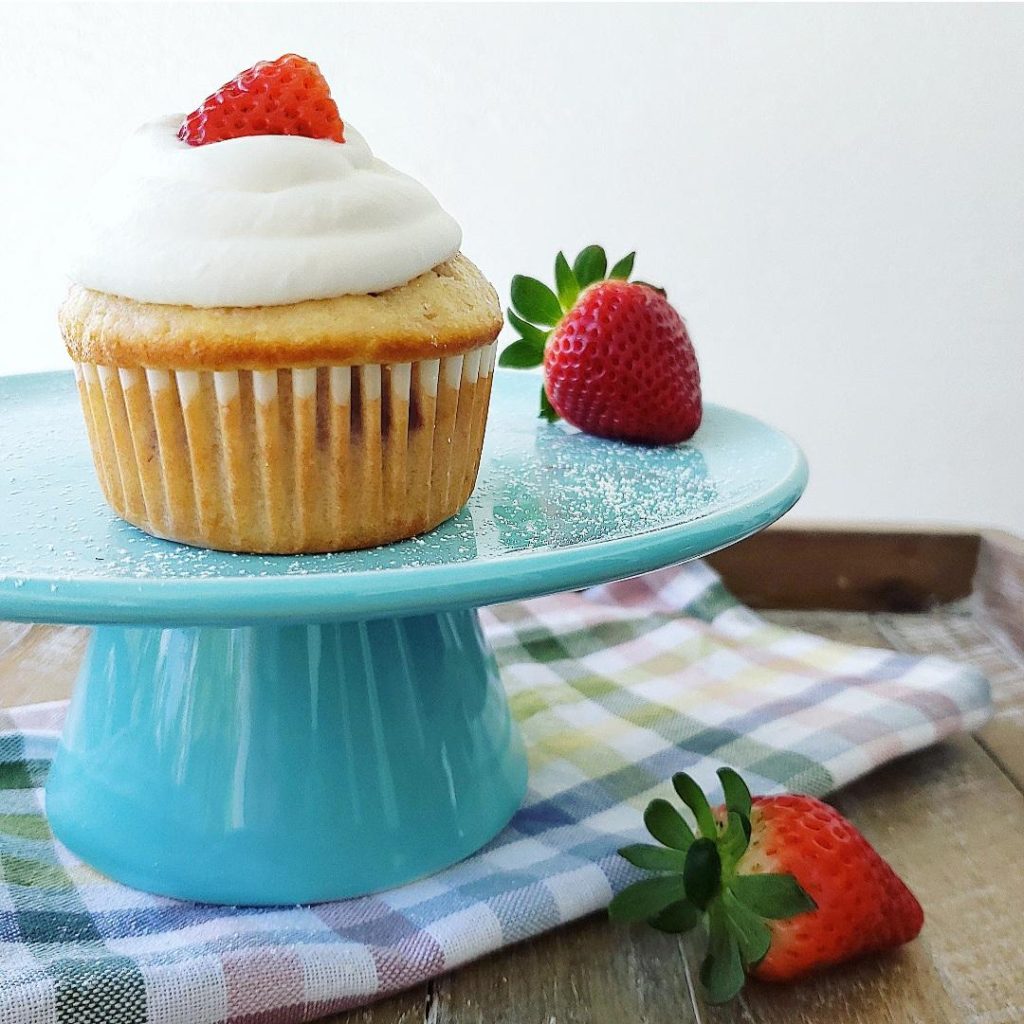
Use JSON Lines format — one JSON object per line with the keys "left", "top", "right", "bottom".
{"left": 705, "top": 523, "right": 982, "bottom": 612}
{"left": 2, "top": 527, "right": 1022, "bottom": 1023}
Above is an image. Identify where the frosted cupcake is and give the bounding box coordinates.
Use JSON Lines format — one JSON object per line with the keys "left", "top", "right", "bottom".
{"left": 59, "top": 55, "right": 501, "bottom": 554}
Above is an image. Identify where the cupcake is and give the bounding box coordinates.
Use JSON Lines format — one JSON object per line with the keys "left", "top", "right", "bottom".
{"left": 59, "top": 55, "right": 501, "bottom": 554}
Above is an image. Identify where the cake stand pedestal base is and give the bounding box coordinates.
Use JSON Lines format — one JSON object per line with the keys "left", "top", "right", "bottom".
{"left": 45, "top": 610, "right": 528, "bottom": 905}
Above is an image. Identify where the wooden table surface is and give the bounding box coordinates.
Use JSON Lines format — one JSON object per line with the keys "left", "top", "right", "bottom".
{"left": 2, "top": 527, "right": 1022, "bottom": 1023}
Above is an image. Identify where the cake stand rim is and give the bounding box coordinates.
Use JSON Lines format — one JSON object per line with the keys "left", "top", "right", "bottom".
{"left": 0, "top": 370, "right": 808, "bottom": 626}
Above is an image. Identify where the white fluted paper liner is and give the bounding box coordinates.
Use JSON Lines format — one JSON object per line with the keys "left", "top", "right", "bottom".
{"left": 73, "top": 343, "right": 497, "bottom": 553}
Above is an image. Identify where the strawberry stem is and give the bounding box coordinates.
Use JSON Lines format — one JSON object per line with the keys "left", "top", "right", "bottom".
{"left": 609, "top": 768, "right": 815, "bottom": 1006}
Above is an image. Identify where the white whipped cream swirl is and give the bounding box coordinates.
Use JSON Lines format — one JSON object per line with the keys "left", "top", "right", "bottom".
{"left": 68, "top": 117, "right": 463, "bottom": 307}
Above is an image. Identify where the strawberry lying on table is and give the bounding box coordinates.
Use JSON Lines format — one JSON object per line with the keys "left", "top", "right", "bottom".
{"left": 501, "top": 246, "right": 702, "bottom": 445}
{"left": 609, "top": 768, "right": 924, "bottom": 1003}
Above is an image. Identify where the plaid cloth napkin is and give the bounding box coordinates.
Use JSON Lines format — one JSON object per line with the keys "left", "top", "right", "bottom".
{"left": 0, "top": 561, "right": 991, "bottom": 1024}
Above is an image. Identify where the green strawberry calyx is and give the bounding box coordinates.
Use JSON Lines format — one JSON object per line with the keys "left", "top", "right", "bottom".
{"left": 608, "top": 768, "right": 816, "bottom": 1005}
{"left": 500, "top": 245, "right": 638, "bottom": 422}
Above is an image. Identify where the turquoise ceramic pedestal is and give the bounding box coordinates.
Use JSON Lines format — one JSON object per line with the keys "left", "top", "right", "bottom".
{"left": 0, "top": 370, "right": 806, "bottom": 906}
{"left": 44, "top": 610, "right": 524, "bottom": 901}
{"left": 46, "top": 612, "right": 526, "bottom": 904}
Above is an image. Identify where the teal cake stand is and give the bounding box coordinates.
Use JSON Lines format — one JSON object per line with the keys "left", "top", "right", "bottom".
{"left": 0, "top": 370, "right": 806, "bottom": 905}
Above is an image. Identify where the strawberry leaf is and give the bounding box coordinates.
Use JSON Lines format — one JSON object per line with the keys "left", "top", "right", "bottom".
{"left": 718, "top": 811, "right": 750, "bottom": 871}
{"left": 731, "top": 873, "right": 816, "bottom": 920}
{"left": 701, "top": 902, "right": 746, "bottom": 1004}
{"left": 722, "top": 889, "right": 771, "bottom": 967}
{"left": 511, "top": 275, "right": 563, "bottom": 327}
{"left": 619, "top": 843, "right": 687, "bottom": 873}
{"left": 672, "top": 772, "right": 718, "bottom": 839}
{"left": 498, "top": 341, "right": 544, "bottom": 369}
{"left": 649, "top": 899, "right": 700, "bottom": 934}
{"left": 609, "top": 251, "right": 636, "bottom": 280}
{"left": 573, "top": 245, "right": 608, "bottom": 289}
{"left": 608, "top": 875, "right": 684, "bottom": 922}
{"left": 683, "top": 837, "right": 722, "bottom": 911}
{"left": 507, "top": 309, "right": 549, "bottom": 351}
{"left": 539, "top": 386, "right": 559, "bottom": 423}
{"left": 554, "top": 251, "right": 580, "bottom": 309}
{"left": 718, "top": 768, "right": 753, "bottom": 825}
{"left": 644, "top": 798, "right": 695, "bottom": 851}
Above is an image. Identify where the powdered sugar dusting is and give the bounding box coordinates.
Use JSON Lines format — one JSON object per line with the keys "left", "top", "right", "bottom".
{"left": 0, "top": 372, "right": 802, "bottom": 613}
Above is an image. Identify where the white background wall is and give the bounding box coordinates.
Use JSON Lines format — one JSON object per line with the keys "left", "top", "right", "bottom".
{"left": 2, "top": 3, "right": 1022, "bottom": 532}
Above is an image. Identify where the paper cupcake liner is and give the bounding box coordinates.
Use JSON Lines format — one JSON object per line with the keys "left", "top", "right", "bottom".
{"left": 73, "top": 342, "right": 497, "bottom": 553}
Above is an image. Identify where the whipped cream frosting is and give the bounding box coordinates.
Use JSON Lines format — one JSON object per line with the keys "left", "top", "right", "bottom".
{"left": 68, "top": 117, "right": 463, "bottom": 307}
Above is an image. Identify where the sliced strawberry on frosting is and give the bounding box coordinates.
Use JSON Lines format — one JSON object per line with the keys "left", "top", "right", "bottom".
{"left": 178, "top": 54, "right": 344, "bottom": 146}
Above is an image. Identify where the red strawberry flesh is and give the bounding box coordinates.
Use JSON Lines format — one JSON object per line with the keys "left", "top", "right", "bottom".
{"left": 178, "top": 54, "right": 344, "bottom": 147}
{"left": 544, "top": 280, "right": 702, "bottom": 445}
{"left": 736, "top": 795, "right": 925, "bottom": 982}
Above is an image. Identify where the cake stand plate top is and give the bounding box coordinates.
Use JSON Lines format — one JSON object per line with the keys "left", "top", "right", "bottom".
{"left": 0, "top": 370, "right": 807, "bottom": 626}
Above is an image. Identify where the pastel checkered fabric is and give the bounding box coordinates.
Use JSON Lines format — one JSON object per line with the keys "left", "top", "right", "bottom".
{"left": 0, "top": 562, "right": 991, "bottom": 1023}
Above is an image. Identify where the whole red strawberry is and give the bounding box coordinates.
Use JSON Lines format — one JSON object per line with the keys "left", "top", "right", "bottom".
{"left": 739, "top": 794, "right": 923, "bottom": 982}
{"left": 501, "top": 246, "right": 701, "bottom": 444}
{"left": 609, "top": 769, "right": 924, "bottom": 1004}
{"left": 179, "top": 54, "right": 344, "bottom": 147}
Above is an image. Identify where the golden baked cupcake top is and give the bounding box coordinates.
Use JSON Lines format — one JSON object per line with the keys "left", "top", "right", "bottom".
{"left": 61, "top": 255, "right": 502, "bottom": 370}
